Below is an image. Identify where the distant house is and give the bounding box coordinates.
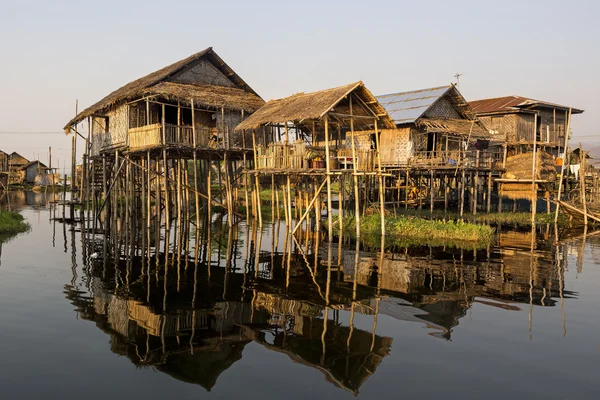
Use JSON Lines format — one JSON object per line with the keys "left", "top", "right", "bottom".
{"left": 469, "top": 96, "right": 584, "bottom": 157}
{"left": 0, "top": 150, "right": 9, "bottom": 172}
{"left": 21, "top": 161, "right": 48, "bottom": 184}
{"left": 9, "top": 152, "right": 29, "bottom": 171}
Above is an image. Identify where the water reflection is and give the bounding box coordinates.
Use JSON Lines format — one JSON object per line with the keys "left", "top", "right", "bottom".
{"left": 56, "top": 213, "right": 577, "bottom": 394}
{"left": 1, "top": 191, "right": 589, "bottom": 395}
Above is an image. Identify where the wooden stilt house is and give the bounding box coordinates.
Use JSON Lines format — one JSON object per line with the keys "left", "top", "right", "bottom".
{"left": 469, "top": 95, "right": 584, "bottom": 158}
{"left": 235, "top": 81, "right": 396, "bottom": 172}
{"left": 64, "top": 47, "right": 265, "bottom": 158}
{"left": 371, "top": 85, "right": 498, "bottom": 168}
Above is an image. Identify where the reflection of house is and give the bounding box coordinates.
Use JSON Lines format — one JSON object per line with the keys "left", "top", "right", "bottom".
{"left": 469, "top": 96, "right": 584, "bottom": 157}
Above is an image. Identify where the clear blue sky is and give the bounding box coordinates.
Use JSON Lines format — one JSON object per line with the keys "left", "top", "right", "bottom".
{"left": 0, "top": 0, "right": 598, "bottom": 170}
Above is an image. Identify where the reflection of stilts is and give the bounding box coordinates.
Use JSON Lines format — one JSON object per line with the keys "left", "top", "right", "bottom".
{"left": 528, "top": 226, "right": 536, "bottom": 336}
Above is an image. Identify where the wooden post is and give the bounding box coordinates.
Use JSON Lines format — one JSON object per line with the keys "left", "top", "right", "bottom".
{"left": 580, "top": 142, "right": 588, "bottom": 226}
{"left": 324, "top": 115, "right": 333, "bottom": 240}
{"left": 487, "top": 172, "right": 492, "bottom": 213}
{"left": 555, "top": 108, "right": 571, "bottom": 223}
{"left": 430, "top": 170, "right": 434, "bottom": 214}
{"left": 405, "top": 169, "right": 410, "bottom": 210}
{"left": 252, "top": 130, "right": 262, "bottom": 227}
{"left": 191, "top": 99, "right": 200, "bottom": 231}
{"left": 531, "top": 114, "right": 538, "bottom": 225}
{"left": 348, "top": 95, "right": 361, "bottom": 238}
{"left": 374, "top": 118, "right": 385, "bottom": 237}
{"left": 460, "top": 169, "right": 465, "bottom": 218}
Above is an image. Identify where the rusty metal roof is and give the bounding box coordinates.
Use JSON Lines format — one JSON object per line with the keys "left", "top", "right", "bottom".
{"left": 469, "top": 96, "right": 584, "bottom": 114}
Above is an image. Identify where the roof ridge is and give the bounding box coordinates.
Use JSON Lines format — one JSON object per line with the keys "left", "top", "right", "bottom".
{"left": 376, "top": 85, "right": 451, "bottom": 98}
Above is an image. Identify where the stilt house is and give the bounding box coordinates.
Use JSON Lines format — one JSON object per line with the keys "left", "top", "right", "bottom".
{"left": 235, "top": 81, "right": 396, "bottom": 172}
{"left": 64, "top": 47, "right": 265, "bottom": 158}
{"left": 469, "top": 95, "right": 584, "bottom": 157}
{"left": 372, "top": 85, "right": 496, "bottom": 168}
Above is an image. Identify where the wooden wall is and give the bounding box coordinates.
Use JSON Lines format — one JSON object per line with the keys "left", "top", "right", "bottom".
{"left": 379, "top": 128, "right": 412, "bottom": 165}
{"left": 479, "top": 109, "right": 568, "bottom": 147}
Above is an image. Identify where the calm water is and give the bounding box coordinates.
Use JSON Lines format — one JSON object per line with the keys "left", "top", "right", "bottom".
{"left": 1, "top": 192, "right": 600, "bottom": 399}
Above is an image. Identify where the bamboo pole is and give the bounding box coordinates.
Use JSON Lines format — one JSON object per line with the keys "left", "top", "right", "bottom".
{"left": 555, "top": 108, "right": 571, "bottom": 223}
{"left": 348, "top": 96, "right": 361, "bottom": 238}
{"left": 324, "top": 115, "right": 333, "bottom": 240}
{"left": 374, "top": 118, "right": 385, "bottom": 237}
{"left": 531, "top": 114, "right": 538, "bottom": 225}
{"left": 580, "top": 142, "right": 588, "bottom": 226}
{"left": 191, "top": 99, "right": 200, "bottom": 231}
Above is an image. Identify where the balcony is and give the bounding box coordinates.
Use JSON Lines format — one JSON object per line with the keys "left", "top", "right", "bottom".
{"left": 128, "top": 123, "right": 218, "bottom": 150}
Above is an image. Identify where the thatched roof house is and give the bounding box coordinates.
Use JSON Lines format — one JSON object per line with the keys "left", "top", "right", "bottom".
{"left": 65, "top": 47, "right": 265, "bottom": 157}
{"left": 236, "top": 81, "right": 395, "bottom": 171}
{"left": 237, "top": 81, "right": 395, "bottom": 131}
{"left": 469, "top": 95, "right": 584, "bottom": 155}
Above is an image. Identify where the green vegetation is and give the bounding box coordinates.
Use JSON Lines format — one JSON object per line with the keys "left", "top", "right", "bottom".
{"left": 341, "top": 214, "right": 495, "bottom": 249}
{"left": 387, "top": 209, "right": 568, "bottom": 227}
{"left": 0, "top": 211, "right": 30, "bottom": 242}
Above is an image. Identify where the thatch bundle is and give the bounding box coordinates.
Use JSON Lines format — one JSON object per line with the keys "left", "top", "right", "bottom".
{"left": 499, "top": 151, "right": 556, "bottom": 200}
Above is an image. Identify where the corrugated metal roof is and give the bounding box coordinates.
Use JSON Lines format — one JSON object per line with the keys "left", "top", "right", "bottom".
{"left": 375, "top": 86, "right": 451, "bottom": 124}
{"left": 469, "top": 96, "right": 584, "bottom": 114}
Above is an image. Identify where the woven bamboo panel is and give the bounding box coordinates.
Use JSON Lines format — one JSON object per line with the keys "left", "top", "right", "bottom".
{"left": 424, "top": 97, "right": 461, "bottom": 119}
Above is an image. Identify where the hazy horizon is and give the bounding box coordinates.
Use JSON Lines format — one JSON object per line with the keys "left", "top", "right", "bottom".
{"left": 1, "top": 0, "right": 598, "bottom": 172}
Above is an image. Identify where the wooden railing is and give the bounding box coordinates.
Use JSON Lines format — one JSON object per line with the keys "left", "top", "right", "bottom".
{"left": 408, "top": 150, "right": 502, "bottom": 168}
{"left": 255, "top": 143, "right": 376, "bottom": 171}
{"left": 127, "top": 124, "right": 219, "bottom": 150}
{"left": 129, "top": 124, "right": 162, "bottom": 149}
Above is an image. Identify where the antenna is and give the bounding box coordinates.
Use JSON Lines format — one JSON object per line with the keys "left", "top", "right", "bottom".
{"left": 454, "top": 73, "right": 463, "bottom": 90}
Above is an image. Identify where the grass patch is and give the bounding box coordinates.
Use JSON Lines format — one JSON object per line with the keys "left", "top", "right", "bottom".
{"left": 390, "top": 209, "right": 568, "bottom": 227}
{"left": 341, "top": 214, "right": 495, "bottom": 249}
{"left": 0, "top": 211, "right": 30, "bottom": 242}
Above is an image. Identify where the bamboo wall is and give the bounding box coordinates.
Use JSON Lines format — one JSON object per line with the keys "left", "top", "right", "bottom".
{"left": 169, "top": 59, "right": 235, "bottom": 88}
{"left": 423, "top": 96, "right": 461, "bottom": 119}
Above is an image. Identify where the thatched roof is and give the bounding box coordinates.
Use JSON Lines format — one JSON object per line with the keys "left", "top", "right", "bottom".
{"left": 235, "top": 81, "right": 396, "bottom": 131}
{"left": 417, "top": 118, "right": 489, "bottom": 138}
{"left": 138, "top": 82, "right": 264, "bottom": 112}
{"left": 64, "top": 47, "right": 262, "bottom": 130}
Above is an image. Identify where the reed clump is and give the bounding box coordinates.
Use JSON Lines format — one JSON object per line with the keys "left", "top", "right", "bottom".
{"left": 0, "top": 211, "right": 30, "bottom": 239}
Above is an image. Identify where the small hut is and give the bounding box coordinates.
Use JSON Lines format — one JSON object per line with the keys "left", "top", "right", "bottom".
{"left": 21, "top": 161, "right": 49, "bottom": 185}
